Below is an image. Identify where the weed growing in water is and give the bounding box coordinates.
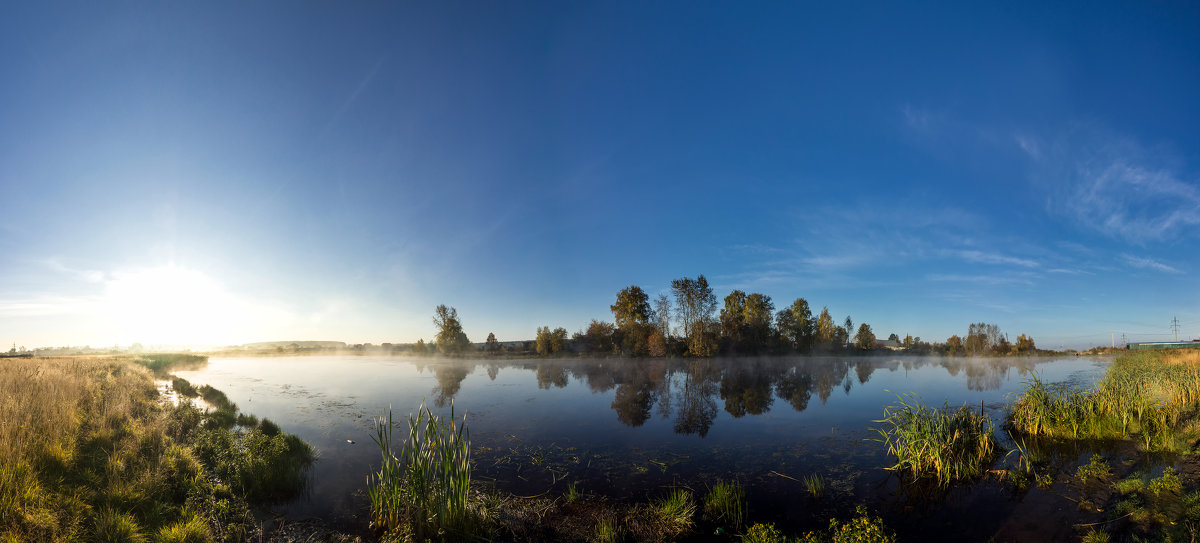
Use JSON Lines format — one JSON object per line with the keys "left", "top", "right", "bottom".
{"left": 564, "top": 482, "right": 581, "bottom": 504}
{"left": 743, "top": 506, "right": 896, "bottom": 543}
{"left": 803, "top": 474, "right": 827, "bottom": 500}
{"left": 1075, "top": 454, "right": 1112, "bottom": 484}
{"left": 874, "top": 393, "right": 999, "bottom": 486}
{"left": 652, "top": 487, "right": 695, "bottom": 535}
{"left": 369, "top": 401, "right": 479, "bottom": 540}
{"left": 1009, "top": 350, "right": 1200, "bottom": 452}
{"left": 703, "top": 479, "right": 745, "bottom": 530}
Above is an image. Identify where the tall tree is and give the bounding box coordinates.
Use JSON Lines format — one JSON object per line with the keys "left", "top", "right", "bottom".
{"left": 814, "top": 307, "right": 837, "bottom": 348}
{"left": 432, "top": 305, "right": 470, "bottom": 354}
{"left": 653, "top": 293, "right": 672, "bottom": 339}
{"left": 611, "top": 286, "right": 654, "bottom": 330}
{"left": 855, "top": 323, "right": 876, "bottom": 350}
{"left": 776, "top": 298, "right": 814, "bottom": 351}
{"left": 843, "top": 316, "right": 854, "bottom": 347}
{"left": 671, "top": 275, "right": 717, "bottom": 356}
{"left": 720, "top": 290, "right": 748, "bottom": 350}
{"left": 744, "top": 293, "right": 774, "bottom": 353}
{"left": 485, "top": 332, "right": 499, "bottom": 353}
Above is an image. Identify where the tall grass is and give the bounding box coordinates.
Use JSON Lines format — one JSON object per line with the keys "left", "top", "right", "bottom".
{"left": 874, "top": 393, "right": 999, "bottom": 486}
{"left": 369, "top": 401, "right": 479, "bottom": 540}
{"left": 0, "top": 356, "right": 314, "bottom": 541}
{"left": 703, "top": 479, "right": 745, "bottom": 530}
{"left": 1009, "top": 350, "right": 1200, "bottom": 452}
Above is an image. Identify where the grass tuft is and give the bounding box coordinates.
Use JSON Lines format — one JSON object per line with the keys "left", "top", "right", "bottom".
{"left": 874, "top": 393, "right": 999, "bottom": 486}
{"left": 703, "top": 479, "right": 745, "bottom": 529}
{"left": 369, "top": 401, "right": 480, "bottom": 540}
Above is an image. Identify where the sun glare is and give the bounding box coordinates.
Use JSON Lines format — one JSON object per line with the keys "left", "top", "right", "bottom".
{"left": 103, "top": 265, "right": 248, "bottom": 346}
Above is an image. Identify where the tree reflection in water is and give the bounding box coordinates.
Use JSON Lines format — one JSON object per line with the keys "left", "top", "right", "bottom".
{"left": 418, "top": 355, "right": 1050, "bottom": 435}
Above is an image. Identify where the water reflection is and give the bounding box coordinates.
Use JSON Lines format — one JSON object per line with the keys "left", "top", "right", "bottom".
{"left": 423, "top": 355, "right": 1053, "bottom": 434}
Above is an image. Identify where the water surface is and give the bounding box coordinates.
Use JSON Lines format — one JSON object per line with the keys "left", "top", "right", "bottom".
{"left": 173, "top": 354, "right": 1111, "bottom": 539}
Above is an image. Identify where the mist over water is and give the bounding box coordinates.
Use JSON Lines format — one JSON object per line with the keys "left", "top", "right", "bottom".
{"left": 172, "top": 354, "right": 1111, "bottom": 538}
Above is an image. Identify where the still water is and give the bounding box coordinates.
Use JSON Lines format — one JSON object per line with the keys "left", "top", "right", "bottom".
{"left": 173, "top": 354, "right": 1110, "bottom": 539}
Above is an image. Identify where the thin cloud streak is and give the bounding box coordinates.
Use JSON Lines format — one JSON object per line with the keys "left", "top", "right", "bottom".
{"left": 1120, "top": 254, "right": 1183, "bottom": 274}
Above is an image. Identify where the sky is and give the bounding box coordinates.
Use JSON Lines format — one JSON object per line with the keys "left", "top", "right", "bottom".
{"left": 1, "top": 2, "right": 1198, "bottom": 350}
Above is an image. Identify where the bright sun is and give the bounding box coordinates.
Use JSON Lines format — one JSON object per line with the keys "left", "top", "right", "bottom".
{"left": 103, "top": 265, "right": 248, "bottom": 346}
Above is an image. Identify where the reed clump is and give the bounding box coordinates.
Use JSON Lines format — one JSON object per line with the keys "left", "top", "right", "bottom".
{"left": 369, "top": 402, "right": 481, "bottom": 540}
{"left": 874, "top": 394, "right": 999, "bottom": 487}
{"left": 1009, "top": 350, "right": 1200, "bottom": 452}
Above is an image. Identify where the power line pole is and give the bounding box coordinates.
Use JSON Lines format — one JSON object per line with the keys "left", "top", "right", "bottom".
{"left": 1122, "top": 333, "right": 1127, "bottom": 348}
{"left": 1172, "top": 316, "right": 1181, "bottom": 342}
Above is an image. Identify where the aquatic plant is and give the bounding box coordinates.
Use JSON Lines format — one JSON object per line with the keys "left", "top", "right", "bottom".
{"left": 369, "top": 401, "right": 478, "bottom": 540}
{"left": 564, "top": 481, "right": 581, "bottom": 504}
{"left": 743, "top": 522, "right": 788, "bottom": 543}
{"left": 873, "top": 394, "right": 999, "bottom": 486}
{"left": 802, "top": 506, "right": 897, "bottom": 543}
{"left": 803, "top": 473, "right": 827, "bottom": 499}
{"left": 652, "top": 487, "right": 695, "bottom": 534}
{"left": 594, "top": 516, "right": 624, "bottom": 543}
{"left": 703, "top": 479, "right": 745, "bottom": 529}
{"left": 1075, "top": 454, "right": 1111, "bottom": 484}
{"left": 1009, "top": 350, "right": 1200, "bottom": 452}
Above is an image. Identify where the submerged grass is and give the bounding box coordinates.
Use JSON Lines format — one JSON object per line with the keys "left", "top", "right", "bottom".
{"left": 369, "top": 401, "right": 481, "bottom": 540}
{"left": 651, "top": 487, "right": 695, "bottom": 536}
{"left": 873, "top": 393, "right": 1000, "bottom": 486}
{"left": 1009, "top": 350, "right": 1200, "bottom": 452}
{"left": 802, "top": 474, "right": 827, "bottom": 500}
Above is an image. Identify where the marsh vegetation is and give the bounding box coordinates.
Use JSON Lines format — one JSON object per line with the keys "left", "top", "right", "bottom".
{"left": 0, "top": 355, "right": 316, "bottom": 542}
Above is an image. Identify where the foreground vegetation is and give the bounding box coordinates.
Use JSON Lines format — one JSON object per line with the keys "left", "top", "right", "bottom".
{"left": 1009, "top": 350, "right": 1200, "bottom": 452}
{"left": 874, "top": 394, "right": 1000, "bottom": 486}
{"left": 0, "top": 355, "right": 317, "bottom": 542}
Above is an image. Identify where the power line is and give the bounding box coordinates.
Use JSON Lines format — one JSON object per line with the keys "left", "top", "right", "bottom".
{"left": 1172, "top": 316, "right": 1181, "bottom": 342}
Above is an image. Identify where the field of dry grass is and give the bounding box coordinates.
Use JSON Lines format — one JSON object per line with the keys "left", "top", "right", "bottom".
{"left": 0, "top": 355, "right": 317, "bottom": 542}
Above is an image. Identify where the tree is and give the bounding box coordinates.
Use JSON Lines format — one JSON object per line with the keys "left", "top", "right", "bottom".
{"left": 581, "top": 320, "right": 615, "bottom": 354}
{"left": 887, "top": 333, "right": 900, "bottom": 343}
{"left": 946, "top": 334, "right": 964, "bottom": 356}
{"left": 433, "top": 305, "right": 470, "bottom": 354}
{"left": 671, "top": 275, "right": 717, "bottom": 356}
{"left": 611, "top": 286, "right": 654, "bottom": 330}
{"left": 485, "top": 332, "right": 499, "bottom": 353}
{"left": 654, "top": 294, "right": 672, "bottom": 338}
{"left": 720, "top": 290, "right": 748, "bottom": 350}
{"left": 776, "top": 298, "right": 814, "bottom": 351}
{"left": 743, "top": 293, "right": 774, "bottom": 353}
{"left": 536, "top": 326, "right": 569, "bottom": 356}
{"left": 843, "top": 316, "right": 854, "bottom": 347}
{"left": 414, "top": 338, "right": 427, "bottom": 354}
{"left": 855, "top": 323, "right": 876, "bottom": 350}
{"left": 1015, "top": 333, "right": 1036, "bottom": 354}
{"left": 647, "top": 329, "right": 667, "bottom": 357}
{"left": 814, "top": 307, "right": 837, "bottom": 349}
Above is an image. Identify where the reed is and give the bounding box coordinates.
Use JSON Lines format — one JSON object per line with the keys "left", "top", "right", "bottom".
{"left": 703, "top": 479, "right": 745, "bottom": 529}
{"left": 369, "top": 401, "right": 478, "bottom": 540}
{"left": 1009, "top": 350, "right": 1200, "bottom": 452}
{"left": 874, "top": 393, "right": 999, "bottom": 486}
{"left": 802, "top": 473, "right": 826, "bottom": 499}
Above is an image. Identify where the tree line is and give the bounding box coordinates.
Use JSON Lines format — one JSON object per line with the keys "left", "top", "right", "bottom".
{"left": 420, "top": 275, "right": 1039, "bottom": 357}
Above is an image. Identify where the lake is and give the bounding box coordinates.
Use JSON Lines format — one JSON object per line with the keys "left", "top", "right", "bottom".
{"left": 172, "top": 354, "right": 1111, "bottom": 540}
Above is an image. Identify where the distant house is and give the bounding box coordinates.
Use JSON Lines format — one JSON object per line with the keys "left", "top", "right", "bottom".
{"left": 874, "top": 339, "right": 902, "bottom": 350}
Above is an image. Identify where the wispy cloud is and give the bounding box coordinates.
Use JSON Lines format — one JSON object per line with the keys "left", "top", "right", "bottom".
{"left": 1027, "top": 124, "right": 1200, "bottom": 243}
{"left": 1120, "top": 254, "right": 1183, "bottom": 274}
{"left": 957, "top": 250, "right": 1040, "bottom": 268}
{"left": 927, "top": 273, "right": 1036, "bottom": 286}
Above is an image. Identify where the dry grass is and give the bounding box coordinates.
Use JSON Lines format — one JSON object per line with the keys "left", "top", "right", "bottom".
{"left": 0, "top": 355, "right": 315, "bottom": 542}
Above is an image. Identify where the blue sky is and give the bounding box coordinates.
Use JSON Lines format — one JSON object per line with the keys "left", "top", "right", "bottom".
{"left": 1, "top": 2, "right": 1197, "bottom": 349}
